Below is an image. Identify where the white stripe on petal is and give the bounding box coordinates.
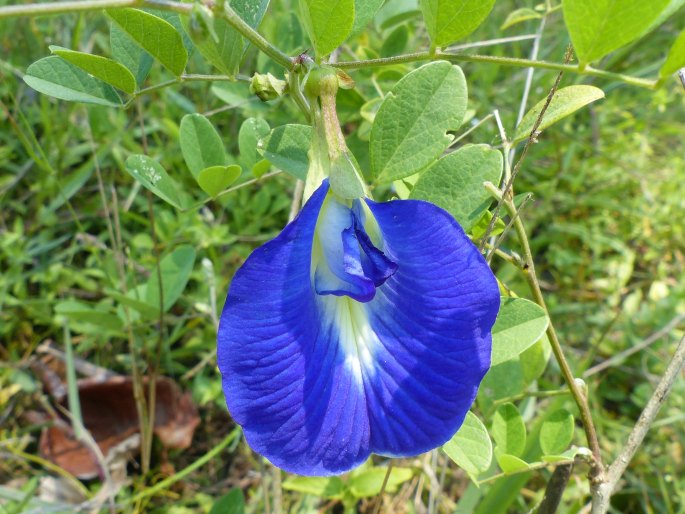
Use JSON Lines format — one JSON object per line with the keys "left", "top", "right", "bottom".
{"left": 319, "top": 295, "right": 379, "bottom": 385}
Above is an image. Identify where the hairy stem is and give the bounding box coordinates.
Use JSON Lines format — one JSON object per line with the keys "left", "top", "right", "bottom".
{"left": 335, "top": 51, "right": 656, "bottom": 89}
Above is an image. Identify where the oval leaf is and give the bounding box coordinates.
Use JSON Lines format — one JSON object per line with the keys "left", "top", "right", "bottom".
{"left": 492, "top": 403, "right": 526, "bottom": 457}
{"left": 410, "top": 144, "right": 502, "bottom": 232}
{"left": 258, "top": 124, "right": 312, "bottom": 180}
{"left": 125, "top": 154, "right": 184, "bottom": 209}
{"left": 371, "top": 61, "right": 467, "bottom": 183}
{"left": 106, "top": 8, "right": 188, "bottom": 76}
{"left": 198, "top": 165, "right": 241, "bottom": 197}
{"left": 442, "top": 411, "right": 492, "bottom": 480}
{"left": 24, "top": 56, "right": 122, "bottom": 107}
{"left": 49, "top": 46, "right": 136, "bottom": 94}
{"left": 540, "top": 410, "right": 575, "bottom": 456}
{"left": 514, "top": 85, "right": 604, "bottom": 144}
{"left": 419, "top": 0, "right": 496, "bottom": 47}
{"left": 351, "top": 0, "right": 385, "bottom": 36}
{"left": 491, "top": 297, "right": 549, "bottom": 366}
{"left": 145, "top": 245, "right": 197, "bottom": 313}
{"left": 111, "top": 23, "right": 154, "bottom": 85}
{"left": 494, "top": 450, "right": 531, "bottom": 474}
{"left": 180, "top": 114, "right": 227, "bottom": 178}
{"left": 563, "top": 0, "right": 670, "bottom": 65}
{"left": 300, "top": 0, "right": 355, "bottom": 58}
{"left": 239, "top": 118, "right": 271, "bottom": 171}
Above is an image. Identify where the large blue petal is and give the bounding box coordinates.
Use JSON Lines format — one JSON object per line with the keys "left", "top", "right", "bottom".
{"left": 362, "top": 197, "right": 499, "bottom": 456}
{"left": 218, "top": 182, "right": 499, "bottom": 475}
{"left": 218, "top": 182, "right": 371, "bottom": 475}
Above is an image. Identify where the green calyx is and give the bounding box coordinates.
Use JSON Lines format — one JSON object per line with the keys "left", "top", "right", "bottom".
{"left": 302, "top": 64, "right": 367, "bottom": 201}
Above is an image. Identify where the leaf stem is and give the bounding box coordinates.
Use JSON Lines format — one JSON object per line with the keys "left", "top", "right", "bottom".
{"left": 334, "top": 51, "right": 656, "bottom": 89}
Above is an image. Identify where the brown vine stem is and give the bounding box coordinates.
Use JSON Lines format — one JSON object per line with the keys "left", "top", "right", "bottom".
{"left": 590, "top": 334, "right": 685, "bottom": 513}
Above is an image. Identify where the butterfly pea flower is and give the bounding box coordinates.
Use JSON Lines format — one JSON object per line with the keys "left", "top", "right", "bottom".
{"left": 217, "top": 180, "right": 500, "bottom": 476}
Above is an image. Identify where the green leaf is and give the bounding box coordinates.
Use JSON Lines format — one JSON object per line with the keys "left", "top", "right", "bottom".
{"left": 371, "top": 61, "right": 467, "bottom": 183}
{"left": 491, "top": 297, "right": 549, "bottom": 366}
{"left": 49, "top": 46, "right": 136, "bottom": 94}
{"left": 258, "top": 124, "right": 312, "bottom": 180}
{"left": 348, "top": 467, "right": 413, "bottom": 498}
{"left": 54, "top": 300, "right": 122, "bottom": 331}
{"left": 252, "top": 159, "right": 271, "bottom": 178}
{"left": 23, "top": 56, "right": 122, "bottom": 107}
{"left": 108, "top": 289, "right": 159, "bottom": 319}
{"left": 442, "top": 411, "right": 492, "bottom": 480}
{"left": 183, "top": 0, "right": 270, "bottom": 76}
{"left": 180, "top": 114, "right": 227, "bottom": 179}
{"left": 145, "top": 245, "right": 196, "bottom": 313}
{"left": 520, "top": 334, "right": 552, "bottom": 385}
{"left": 209, "top": 488, "right": 245, "bottom": 514}
{"left": 351, "top": 0, "right": 385, "bottom": 36}
{"left": 106, "top": 8, "right": 188, "bottom": 76}
{"left": 492, "top": 403, "right": 526, "bottom": 457}
{"left": 420, "top": 0, "right": 496, "bottom": 47}
{"left": 540, "top": 410, "right": 574, "bottom": 456}
{"left": 125, "top": 154, "right": 184, "bottom": 209}
{"left": 300, "top": 0, "right": 355, "bottom": 58}
{"left": 660, "top": 28, "right": 685, "bottom": 78}
{"left": 563, "top": 0, "right": 670, "bottom": 65}
{"left": 282, "top": 476, "right": 344, "bottom": 499}
{"left": 198, "top": 165, "right": 241, "bottom": 197}
{"left": 410, "top": 145, "right": 502, "bottom": 232}
{"left": 513, "top": 85, "right": 604, "bottom": 144}
{"left": 239, "top": 118, "right": 271, "bottom": 171}
{"left": 111, "top": 24, "right": 153, "bottom": 85}
{"left": 501, "top": 8, "right": 542, "bottom": 30}
{"left": 494, "top": 451, "right": 531, "bottom": 474}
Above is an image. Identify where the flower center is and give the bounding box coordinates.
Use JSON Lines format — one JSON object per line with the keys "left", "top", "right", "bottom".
{"left": 313, "top": 195, "right": 398, "bottom": 303}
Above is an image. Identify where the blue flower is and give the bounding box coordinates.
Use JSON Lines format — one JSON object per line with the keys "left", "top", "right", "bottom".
{"left": 217, "top": 180, "right": 500, "bottom": 476}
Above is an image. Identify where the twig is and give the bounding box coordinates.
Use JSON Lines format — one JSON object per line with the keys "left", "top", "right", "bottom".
{"left": 480, "top": 44, "right": 575, "bottom": 251}
{"left": 510, "top": 14, "right": 547, "bottom": 164}
{"left": 584, "top": 314, "right": 685, "bottom": 377}
{"left": 590, "top": 334, "right": 685, "bottom": 513}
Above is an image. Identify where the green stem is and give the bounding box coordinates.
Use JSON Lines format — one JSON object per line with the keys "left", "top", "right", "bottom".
{"left": 502, "top": 196, "right": 604, "bottom": 476}
{"left": 0, "top": 0, "right": 293, "bottom": 70}
{"left": 125, "top": 74, "right": 247, "bottom": 107}
{"left": 335, "top": 51, "right": 657, "bottom": 89}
